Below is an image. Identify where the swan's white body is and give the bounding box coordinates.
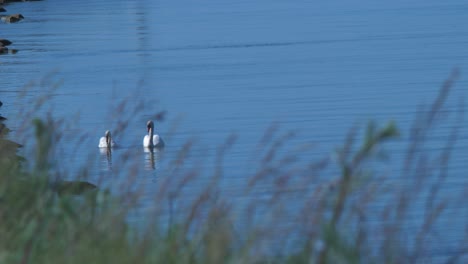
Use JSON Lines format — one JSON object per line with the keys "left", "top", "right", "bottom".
{"left": 98, "top": 137, "right": 115, "bottom": 148}
{"left": 98, "top": 130, "right": 116, "bottom": 148}
{"left": 143, "top": 120, "right": 165, "bottom": 148}
{"left": 143, "top": 134, "right": 164, "bottom": 148}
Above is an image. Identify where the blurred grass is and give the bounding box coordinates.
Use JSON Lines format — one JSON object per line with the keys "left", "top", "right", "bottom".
{"left": 0, "top": 71, "right": 466, "bottom": 263}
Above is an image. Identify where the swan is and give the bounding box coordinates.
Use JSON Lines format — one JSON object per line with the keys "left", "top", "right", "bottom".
{"left": 143, "top": 120, "right": 164, "bottom": 148}
{"left": 98, "top": 130, "right": 116, "bottom": 148}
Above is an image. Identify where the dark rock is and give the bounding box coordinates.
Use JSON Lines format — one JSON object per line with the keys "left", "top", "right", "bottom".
{"left": 0, "top": 46, "right": 9, "bottom": 54}
{"left": 0, "top": 39, "right": 12, "bottom": 46}
{"left": 0, "top": 46, "right": 8, "bottom": 54}
{"left": 1, "top": 13, "right": 24, "bottom": 23}
{"left": 0, "top": 46, "right": 15, "bottom": 54}
{"left": 0, "top": 7, "right": 6, "bottom": 12}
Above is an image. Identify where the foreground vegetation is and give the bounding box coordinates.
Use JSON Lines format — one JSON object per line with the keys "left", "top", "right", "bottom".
{"left": 0, "top": 71, "right": 466, "bottom": 263}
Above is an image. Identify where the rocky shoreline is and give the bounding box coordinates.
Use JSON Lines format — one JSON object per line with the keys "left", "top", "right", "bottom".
{"left": 0, "top": 0, "right": 40, "bottom": 55}
{"left": 1, "top": 1, "right": 41, "bottom": 139}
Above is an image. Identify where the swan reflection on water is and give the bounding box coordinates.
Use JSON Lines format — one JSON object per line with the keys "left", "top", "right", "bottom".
{"left": 98, "top": 146, "right": 162, "bottom": 172}
{"left": 99, "top": 147, "right": 113, "bottom": 171}
{"left": 144, "top": 147, "right": 162, "bottom": 171}
{"left": 98, "top": 146, "right": 163, "bottom": 172}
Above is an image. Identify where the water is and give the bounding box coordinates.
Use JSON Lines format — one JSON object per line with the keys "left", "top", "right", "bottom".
{"left": 1, "top": 0, "right": 467, "bottom": 259}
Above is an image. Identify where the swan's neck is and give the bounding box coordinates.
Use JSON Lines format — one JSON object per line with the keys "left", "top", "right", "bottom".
{"left": 106, "top": 134, "right": 111, "bottom": 147}
{"left": 148, "top": 127, "right": 154, "bottom": 146}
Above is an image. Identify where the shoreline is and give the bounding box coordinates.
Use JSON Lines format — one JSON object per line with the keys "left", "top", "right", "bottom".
{"left": 0, "top": 0, "right": 35, "bottom": 55}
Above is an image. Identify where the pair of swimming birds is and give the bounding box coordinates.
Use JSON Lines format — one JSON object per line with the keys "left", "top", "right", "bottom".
{"left": 98, "top": 120, "right": 164, "bottom": 149}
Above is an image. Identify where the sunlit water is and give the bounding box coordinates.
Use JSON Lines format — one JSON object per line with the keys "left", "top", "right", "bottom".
{"left": 1, "top": 0, "right": 467, "bottom": 259}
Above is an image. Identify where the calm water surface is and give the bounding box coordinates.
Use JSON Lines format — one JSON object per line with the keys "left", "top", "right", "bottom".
{"left": 1, "top": 0, "right": 467, "bottom": 258}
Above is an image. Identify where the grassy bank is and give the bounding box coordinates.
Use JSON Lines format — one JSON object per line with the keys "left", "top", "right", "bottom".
{"left": 0, "top": 71, "right": 466, "bottom": 263}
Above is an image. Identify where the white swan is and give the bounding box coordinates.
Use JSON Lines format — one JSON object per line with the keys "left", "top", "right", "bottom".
{"left": 143, "top": 120, "right": 164, "bottom": 148}
{"left": 98, "top": 130, "right": 116, "bottom": 148}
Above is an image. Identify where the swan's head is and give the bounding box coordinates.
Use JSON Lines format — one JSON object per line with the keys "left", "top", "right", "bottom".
{"left": 105, "top": 130, "right": 112, "bottom": 146}
{"left": 146, "top": 120, "right": 154, "bottom": 132}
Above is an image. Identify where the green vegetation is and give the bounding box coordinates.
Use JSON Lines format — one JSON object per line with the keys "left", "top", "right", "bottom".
{"left": 0, "top": 71, "right": 466, "bottom": 263}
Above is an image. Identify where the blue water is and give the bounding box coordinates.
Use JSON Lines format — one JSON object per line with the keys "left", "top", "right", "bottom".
{"left": 1, "top": 0, "right": 467, "bottom": 260}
